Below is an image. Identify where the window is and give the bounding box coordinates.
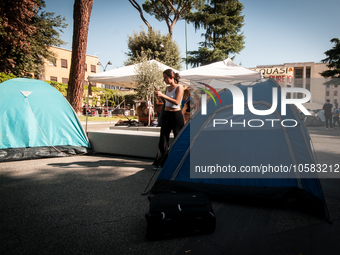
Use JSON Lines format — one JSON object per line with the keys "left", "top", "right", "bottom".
{"left": 61, "top": 59, "right": 68, "bottom": 68}
{"left": 294, "top": 82, "right": 303, "bottom": 88}
{"left": 50, "top": 76, "right": 57, "bottom": 82}
{"left": 306, "top": 67, "right": 311, "bottom": 91}
{"left": 306, "top": 67, "right": 311, "bottom": 79}
{"left": 49, "top": 58, "right": 56, "bottom": 67}
{"left": 326, "top": 91, "right": 330, "bottom": 96}
{"left": 85, "top": 64, "right": 87, "bottom": 72}
{"left": 91, "top": 64, "right": 96, "bottom": 73}
{"left": 335, "top": 91, "right": 338, "bottom": 96}
{"left": 62, "top": 78, "right": 68, "bottom": 84}
{"left": 294, "top": 68, "right": 303, "bottom": 88}
{"left": 295, "top": 68, "right": 303, "bottom": 78}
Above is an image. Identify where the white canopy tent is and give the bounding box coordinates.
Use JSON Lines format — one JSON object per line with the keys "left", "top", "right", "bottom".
{"left": 179, "top": 58, "right": 262, "bottom": 87}
{"left": 87, "top": 60, "right": 179, "bottom": 89}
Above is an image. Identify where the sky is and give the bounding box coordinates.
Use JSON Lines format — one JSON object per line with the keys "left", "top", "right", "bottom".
{"left": 43, "top": 0, "right": 340, "bottom": 72}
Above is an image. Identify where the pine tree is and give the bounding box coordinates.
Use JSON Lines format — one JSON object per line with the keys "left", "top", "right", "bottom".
{"left": 128, "top": 0, "right": 153, "bottom": 33}
{"left": 321, "top": 38, "right": 340, "bottom": 87}
{"left": 186, "top": 0, "right": 245, "bottom": 67}
{"left": 142, "top": 0, "right": 204, "bottom": 38}
{"left": 128, "top": 0, "right": 204, "bottom": 37}
{"left": 67, "top": 0, "right": 94, "bottom": 115}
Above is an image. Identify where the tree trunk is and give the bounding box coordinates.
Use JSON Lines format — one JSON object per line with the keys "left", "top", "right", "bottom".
{"left": 67, "top": 0, "right": 94, "bottom": 115}
{"left": 128, "top": 0, "right": 152, "bottom": 34}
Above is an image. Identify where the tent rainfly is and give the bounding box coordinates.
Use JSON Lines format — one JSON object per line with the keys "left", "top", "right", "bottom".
{"left": 151, "top": 78, "right": 330, "bottom": 221}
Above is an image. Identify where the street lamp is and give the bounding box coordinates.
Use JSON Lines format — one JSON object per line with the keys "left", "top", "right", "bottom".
{"left": 97, "top": 61, "right": 112, "bottom": 72}
{"left": 97, "top": 61, "right": 112, "bottom": 117}
{"left": 185, "top": 20, "right": 188, "bottom": 70}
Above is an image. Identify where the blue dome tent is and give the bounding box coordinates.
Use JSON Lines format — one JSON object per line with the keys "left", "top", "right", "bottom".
{"left": 0, "top": 78, "right": 90, "bottom": 161}
{"left": 151, "top": 79, "right": 330, "bottom": 220}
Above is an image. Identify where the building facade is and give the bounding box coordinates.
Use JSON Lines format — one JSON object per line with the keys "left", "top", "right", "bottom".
{"left": 41, "top": 46, "right": 99, "bottom": 86}
{"left": 252, "top": 62, "right": 338, "bottom": 109}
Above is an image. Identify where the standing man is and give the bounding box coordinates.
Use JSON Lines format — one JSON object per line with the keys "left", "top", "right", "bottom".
{"left": 323, "top": 99, "right": 333, "bottom": 130}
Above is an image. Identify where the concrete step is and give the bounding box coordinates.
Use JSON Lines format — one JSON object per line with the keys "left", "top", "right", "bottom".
{"left": 88, "top": 129, "right": 173, "bottom": 158}
{"left": 109, "top": 126, "right": 161, "bottom": 132}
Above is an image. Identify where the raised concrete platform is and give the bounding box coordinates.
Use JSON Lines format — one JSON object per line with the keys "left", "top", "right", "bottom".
{"left": 109, "top": 126, "right": 161, "bottom": 132}
{"left": 88, "top": 128, "right": 173, "bottom": 158}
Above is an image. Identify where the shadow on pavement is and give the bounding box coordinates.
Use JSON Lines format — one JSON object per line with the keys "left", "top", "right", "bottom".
{"left": 0, "top": 155, "right": 189, "bottom": 255}
{"left": 1, "top": 128, "right": 340, "bottom": 255}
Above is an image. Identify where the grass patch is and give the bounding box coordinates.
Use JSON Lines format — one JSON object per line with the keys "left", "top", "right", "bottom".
{"left": 79, "top": 116, "right": 138, "bottom": 122}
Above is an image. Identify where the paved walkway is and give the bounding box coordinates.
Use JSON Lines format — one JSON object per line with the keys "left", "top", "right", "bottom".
{"left": 0, "top": 125, "right": 339, "bottom": 255}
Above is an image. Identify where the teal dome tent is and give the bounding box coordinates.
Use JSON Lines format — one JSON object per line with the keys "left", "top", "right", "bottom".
{"left": 0, "top": 78, "right": 90, "bottom": 161}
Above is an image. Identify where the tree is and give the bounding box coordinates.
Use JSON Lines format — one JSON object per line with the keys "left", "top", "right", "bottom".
{"left": 142, "top": 0, "right": 204, "bottom": 37}
{"left": 0, "top": 72, "right": 17, "bottom": 83}
{"left": 125, "top": 29, "right": 182, "bottom": 70}
{"left": 133, "top": 54, "right": 166, "bottom": 101}
{"left": 123, "top": 91, "right": 138, "bottom": 107}
{"left": 0, "top": 0, "right": 67, "bottom": 76}
{"left": 128, "top": 0, "right": 204, "bottom": 37}
{"left": 186, "top": 0, "right": 245, "bottom": 67}
{"left": 67, "top": 0, "right": 94, "bottom": 115}
{"left": 321, "top": 38, "right": 340, "bottom": 87}
{"left": 128, "top": 0, "right": 153, "bottom": 33}
{"left": 46, "top": 80, "right": 68, "bottom": 96}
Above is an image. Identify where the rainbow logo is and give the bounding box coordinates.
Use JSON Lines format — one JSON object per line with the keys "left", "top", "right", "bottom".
{"left": 197, "top": 82, "right": 223, "bottom": 106}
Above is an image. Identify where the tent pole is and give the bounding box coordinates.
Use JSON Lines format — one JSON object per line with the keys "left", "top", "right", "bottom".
{"left": 85, "top": 84, "right": 90, "bottom": 134}
{"left": 152, "top": 82, "right": 155, "bottom": 124}
{"left": 148, "top": 89, "right": 151, "bottom": 126}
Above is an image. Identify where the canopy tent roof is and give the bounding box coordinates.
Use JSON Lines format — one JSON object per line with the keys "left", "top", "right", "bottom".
{"left": 179, "top": 58, "right": 262, "bottom": 87}
{"left": 87, "top": 60, "right": 178, "bottom": 89}
{"left": 303, "top": 102, "right": 324, "bottom": 111}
